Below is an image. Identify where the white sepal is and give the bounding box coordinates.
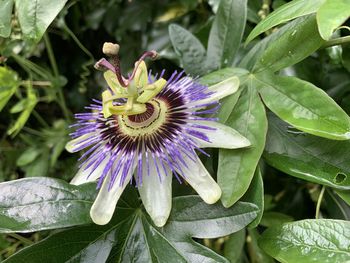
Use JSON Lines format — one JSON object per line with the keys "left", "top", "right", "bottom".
{"left": 192, "top": 120, "right": 250, "bottom": 149}
{"left": 176, "top": 154, "right": 221, "bottom": 204}
{"left": 137, "top": 158, "right": 172, "bottom": 227}
{"left": 90, "top": 160, "right": 136, "bottom": 225}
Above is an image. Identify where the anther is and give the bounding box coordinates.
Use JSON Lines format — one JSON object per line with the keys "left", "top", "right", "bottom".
{"left": 102, "top": 42, "right": 120, "bottom": 56}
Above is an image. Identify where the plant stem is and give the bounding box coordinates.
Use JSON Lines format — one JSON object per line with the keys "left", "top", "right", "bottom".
{"left": 43, "top": 33, "right": 59, "bottom": 77}
{"left": 7, "top": 233, "right": 33, "bottom": 245}
{"left": 315, "top": 186, "right": 325, "bottom": 219}
{"left": 323, "top": 35, "right": 350, "bottom": 48}
{"left": 43, "top": 33, "right": 72, "bottom": 121}
{"left": 21, "top": 80, "right": 52, "bottom": 87}
{"left": 32, "top": 110, "right": 49, "bottom": 128}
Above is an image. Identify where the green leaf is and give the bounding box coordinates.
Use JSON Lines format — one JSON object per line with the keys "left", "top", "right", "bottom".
{"left": 4, "top": 195, "right": 258, "bottom": 263}
{"left": 324, "top": 189, "right": 350, "bottom": 220}
{"left": 254, "top": 15, "right": 325, "bottom": 73}
{"left": 245, "top": 0, "right": 325, "bottom": 44}
{"left": 199, "top": 67, "right": 249, "bottom": 123}
{"left": 218, "top": 91, "right": 241, "bottom": 124}
{"left": 0, "top": 67, "right": 19, "bottom": 112}
{"left": 264, "top": 115, "right": 350, "bottom": 189}
{"left": 342, "top": 45, "right": 350, "bottom": 72}
{"left": 259, "top": 219, "right": 350, "bottom": 263}
{"left": 240, "top": 17, "right": 303, "bottom": 70}
{"left": 260, "top": 212, "right": 294, "bottom": 228}
{"left": 199, "top": 67, "right": 249, "bottom": 86}
{"left": 247, "top": 228, "right": 275, "bottom": 263}
{"left": 317, "top": 0, "right": 350, "bottom": 40}
{"left": 224, "top": 230, "right": 245, "bottom": 263}
{"left": 241, "top": 168, "right": 264, "bottom": 228}
{"left": 169, "top": 24, "right": 207, "bottom": 76}
{"left": 0, "top": 0, "right": 14, "bottom": 38}
{"left": 218, "top": 83, "right": 267, "bottom": 207}
{"left": 0, "top": 178, "right": 96, "bottom": 233}
{"left": 21, "top": 152, "right": 49, "bottom": 178}
{"left": 206, "top": 0, "right": 247, "bottom": 69}
{"left": 16, "top": 147, "right": 40, "bottom": 166}
{"left": 15, "top": 0, "right": 68, "bottom": 42}
{"left": 335, "top": 190, "right": 350, "bottom": 206}
{"left": 255, "top": 72, "right": 350, "bottom": 140}
{"left": 7, "top": 87, "right": 38, "bottom": 137}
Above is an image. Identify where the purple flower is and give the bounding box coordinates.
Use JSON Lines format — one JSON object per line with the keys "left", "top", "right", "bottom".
{"left": 66, "top": 43, "right": 250, "bottom": 227}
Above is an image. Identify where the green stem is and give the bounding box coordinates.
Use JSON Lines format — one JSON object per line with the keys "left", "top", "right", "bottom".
{"left": 32, "top": 110, "right": 49, "bottom": 128}
{"left": 62, "top": 24, "right": 94, "bottom": 59}
{"left": 43, "top": 33, "right": 59, "bottom": 77}
{"left": 315, "top": 186, "right": 326, "bottom": 219}
{"left": 43, "top": 33, "right": 72, "bottom": 121}
{"left": 322, "top": 35, "right": 350, "bottom": 48}
{"left": 7, "top": 233, "right": 33, "bottom": 245}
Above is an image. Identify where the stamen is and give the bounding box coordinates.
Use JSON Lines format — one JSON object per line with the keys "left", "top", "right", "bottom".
{"left": 128, "top": 50, "right": 159, "bottom": 81}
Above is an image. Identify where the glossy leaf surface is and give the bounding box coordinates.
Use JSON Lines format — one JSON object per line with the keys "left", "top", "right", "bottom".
{"left": 218, "top": 83, "right": 267, "bottom": 207}
{"left": 264, "top": 115, "right": 350, "bottom": 189}
{"left": 4, "top": 194, "right": 259, "bottom": 263}
{"left": 0, "top": 178, "right": 96, "bottom": 233}
{"left": 240, "top": 18, "right": 303, "bottom": 70}
{"left": 241, "top": 168, "right": 264, "bottom": 228}
{"left": 246, "top": 0, "right": 325, "bottom": 44}
{"left": 254, "top": 15, "right": 324, "bottom": 72}
{"left": 259, "top": 219, "right": 350, "bottom": 263}
{"left": 256, "top": 72, "right": 350, "bottom": 140}
{"left": 206, "top": 0, "right": 247, "bottom": 69}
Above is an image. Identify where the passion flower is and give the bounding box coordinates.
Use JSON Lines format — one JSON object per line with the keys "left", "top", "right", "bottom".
{"left": 66, "top": 42, "right": 250, "bottom": 227}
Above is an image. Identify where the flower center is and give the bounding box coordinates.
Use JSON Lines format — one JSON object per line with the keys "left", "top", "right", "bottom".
{"left": 117, "top": 99, "right": 167, "bottom": 137}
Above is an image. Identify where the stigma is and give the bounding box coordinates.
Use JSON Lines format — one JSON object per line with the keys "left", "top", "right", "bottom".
{"left": 95, "top": 42, "right": 167, "bottom": 117}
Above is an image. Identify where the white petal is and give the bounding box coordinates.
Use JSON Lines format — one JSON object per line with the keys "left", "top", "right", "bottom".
{"left": 176, "top": 154, "right": 221, "bottom": 204}
{"left": 90, "top": 161, "right": 136, "bottom": 225}
{"left": 195, "top": 76, "right": 240, "bottom": 105}
{"left": 192, "top": 120, "right": 250, "bottom": 149}
{"left": 71, "top": 157, "right": 109, "bottom": 185}
{"left": 65, "top": 133, "right": 96, "bottom": 153}
{"left": 137, "top": 159, "right": 172, "bottom": 227}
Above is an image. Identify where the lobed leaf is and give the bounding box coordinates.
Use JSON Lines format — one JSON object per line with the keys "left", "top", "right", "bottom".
{"left": 4, "top": 194, "right": 258, "bottom": 263}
